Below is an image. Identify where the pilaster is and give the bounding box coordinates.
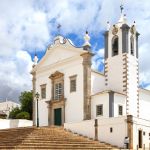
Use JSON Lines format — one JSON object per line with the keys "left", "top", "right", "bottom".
{"left": 31, "top": 71, "right": 36, "bottom": 126}
{"left": 127, "top": 115, "right": 133, "bottom": 149}
{"left": 104, "top": 31, "right": 109, "bottom": 59}
{"left": 121, "top": 24, "right": 130, "bottom": 53}
{"left": 81, "top": 52, "right": 93, "bottom": 120}
{"left": 136, "top": 32, "right": 140, "bottom": 59}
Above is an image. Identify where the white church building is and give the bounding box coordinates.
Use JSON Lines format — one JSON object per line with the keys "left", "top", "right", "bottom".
{"left": 31, "top": 8, "right": 150, "bottom": 149}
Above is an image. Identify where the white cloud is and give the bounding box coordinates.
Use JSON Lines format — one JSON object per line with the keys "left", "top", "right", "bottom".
{"left": 0, "top": 0, "right": 50, "bottom": 102}
{"left": 139, "top": 43, "right": 150, "bottom": 86}
{"left": 145, "top": 85, "right": 150, "bottom": 90}
{"left": 92, "top": 49, "right": 104, "bottom": 72}
{"left": 0, "top": 51, "right": 32, "bottom": 101}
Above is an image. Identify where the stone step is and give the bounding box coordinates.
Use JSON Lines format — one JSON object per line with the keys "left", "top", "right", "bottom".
{"left": 0, "top": 144, "right": 108, "bottom": 147}
{"left": 0, "top": 127, "right": 120, "bottom": 150}
{"left": 4, "top": 138, "right": 90, "bottom": 141}
{"left": 0, "top": 145, "right": 116, "bottom": 149}
{"left": 0, "top": 141, "right": 100, "bottom": 144}
{"left": 0, "top": 143, "right": 117, "bottom": 149}
{"left": 0, "top": 142, "right": 109, "bottom": 146}
{"left": 2, "top": 137, "right": 87, "bottom": 140}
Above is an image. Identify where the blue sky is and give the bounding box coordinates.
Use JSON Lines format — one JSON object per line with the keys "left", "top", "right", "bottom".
{"left": 0, "top": 0, "right": 150, "bottom": 102}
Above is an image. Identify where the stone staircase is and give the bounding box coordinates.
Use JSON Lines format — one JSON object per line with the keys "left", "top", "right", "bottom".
{"left": 0, "top": 127, "right": 120, "bottom": 150}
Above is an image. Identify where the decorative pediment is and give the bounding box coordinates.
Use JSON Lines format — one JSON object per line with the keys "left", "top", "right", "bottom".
{"left": 49, "top": 71, "right": 64, "bottom": 80}
{"left": 31, "top": 35, "right": 89, "bottom": 71}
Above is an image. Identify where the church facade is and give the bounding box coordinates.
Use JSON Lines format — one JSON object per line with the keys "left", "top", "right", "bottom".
{"left": 31, "top": 12, "right": 150, "bottom": 149}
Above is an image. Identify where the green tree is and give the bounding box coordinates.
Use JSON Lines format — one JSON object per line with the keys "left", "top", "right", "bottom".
{"left": 9, "top": 107, "right": 21, "bottom": 119}
{"left": 16, "top": 112, "right": 30, "bottom": 120}
{"left": 19, "top": 91, "right": 33, "bottom": 120}
{"left": 9, "top": 91, "right": 33, "bottom": 120}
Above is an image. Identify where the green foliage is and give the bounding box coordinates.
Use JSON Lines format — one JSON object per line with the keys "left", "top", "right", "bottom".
{"left": 16, "top": 112, "right": 30, "bottom": 120}
{"left": 0, "top": 114, "right": 7, "bottom": 119}
{"left": 9, "top": 91, "right": 33, "bottom": 120}
{"left": 9, "top": 107, "right": 21, "bottom": 119}
{"left": 19, "top": 91, "right": 33, "bottom": 120}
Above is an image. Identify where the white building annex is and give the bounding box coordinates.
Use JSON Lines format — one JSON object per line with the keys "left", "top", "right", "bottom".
{"left": 0, "top": 100, "right": 20, "bottom": 118}
{"left": 31, "top": 6, "right": 150, "bottom": 150}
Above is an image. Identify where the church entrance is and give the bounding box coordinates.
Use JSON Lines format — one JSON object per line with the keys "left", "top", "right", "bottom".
{"left": 138, "top": 130, "right": 143, "bottom": 148}
{"left": 54, "top": 108, "right": 62, "bottom": 126}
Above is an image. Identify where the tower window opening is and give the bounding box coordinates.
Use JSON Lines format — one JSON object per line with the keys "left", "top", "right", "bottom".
{"left": 130, "top": 36, "right": 134, "bottom": 56}
{"left": 112, "top": 36, "right": 119, "bottom": 56}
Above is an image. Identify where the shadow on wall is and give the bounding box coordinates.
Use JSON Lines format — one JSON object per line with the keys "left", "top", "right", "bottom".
{"left": 9, "top": 119, "right": 19, "bottom": 128}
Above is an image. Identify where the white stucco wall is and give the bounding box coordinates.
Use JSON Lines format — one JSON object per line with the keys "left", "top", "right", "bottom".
{"left": 64, "top": 116, "right": 127, "bottom": 148}
{"left": 65, "top": 116, "right": 150, "bottom": 149}
{"left": 132, "top": 117, "right": 150, "bottom": 149}
{"left": 91, "top": 92, "right": 109, "bottom": 119}
{"left": 91, "top": 71, "right": 105, "bottom": 95}
{"left": 38, "top": 45, "right": 82, "bottom": 68}
{"left": 35, "top": 72, "right": 50, "bottom": 126}
{"left": 114, "top": 93, "right": 126, "bottom": 117}
{"left": 139, "top": 89, "right": 150, "bottom": 120}
{"left": 106, "top": 25, "right": 138, "bottom": 117}
{"left": 34, "top": 47, "right": 84, "bottom": 125}
{"left": 38, "top": 100, "right": 48, "bottom": 126}
{"left": 106, "top": 27, "right": 124, "bottom": 93}
{"left": 64, "top": 60, "right": 83, "bottom": 123}
{"left": 126, "top": 54, "right": 138, "bottom": 117}
{"left": 98, "top": 116, "right": 127, "bottom": 148}
{"left": 0, "top": 119, "right": 33, "bottom": 129}
{"left": 64, "top": 119, "right": 95, "bottom": 139}
{"left": 106, "top": 55, "right": 124, "bottom": 93}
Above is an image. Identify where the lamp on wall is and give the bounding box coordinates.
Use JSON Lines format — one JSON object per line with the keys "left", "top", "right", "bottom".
{"left": 35, "top": 92, "right": 40, "bottom": 127}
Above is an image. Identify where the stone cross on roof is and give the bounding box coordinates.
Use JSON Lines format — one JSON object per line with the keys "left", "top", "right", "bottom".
{"left": 57, "top": 24, "right": 61, "bottom": 34}
{"left": 120, "top": 0, "right": 125, "bottom": 14}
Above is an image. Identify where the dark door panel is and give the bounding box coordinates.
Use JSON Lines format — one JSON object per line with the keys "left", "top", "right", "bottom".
{"left": 54, "top": 108, "right": 62, "bottom": 126}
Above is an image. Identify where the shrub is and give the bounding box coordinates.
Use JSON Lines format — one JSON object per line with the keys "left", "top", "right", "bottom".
{"left": 0, "top": 114, "right": 7, "bottom": 119}
{"left": 16, "top": 112, "right": 30, "bottom": 120}
{"left": 9, "top": 107, "right": 21, "bottom": 119}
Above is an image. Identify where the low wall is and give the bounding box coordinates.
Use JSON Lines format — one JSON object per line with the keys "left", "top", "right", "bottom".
{"left": 64, "top": 116, "right": 127, "bottom": 148}
{"left": 64, "top": 119, "right": 95, "bottom": 139}
{"left": 0, "top": 119, "right": 33, "bottom": 129}
{"left": 97, "top": 117, "right": 127, "bottom": 147}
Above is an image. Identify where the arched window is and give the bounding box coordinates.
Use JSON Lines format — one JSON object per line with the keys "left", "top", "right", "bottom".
{"left": 130, "top": 36, "right": 134, "bottom": 56}
{"left": 112, "top": 36, "right": 119, "bottom": 56}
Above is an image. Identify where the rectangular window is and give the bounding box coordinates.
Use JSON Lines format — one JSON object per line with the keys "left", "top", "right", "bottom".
{"left": 70, "top": 75, "right": 77, "bottom": 92}
{"left": 96, "top": 105, "right": 103, "bottom": 116}
{"left": 118, "top": 105, "right": 123, "bottom": 115}
{"left": 55, "top": 82, "right": 62, "bottom": 100}
{"left": 41, "top": 84, "right": 46, "bottom": 99}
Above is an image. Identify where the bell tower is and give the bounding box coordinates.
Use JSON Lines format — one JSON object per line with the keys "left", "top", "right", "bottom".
{"left": 104, "top": 5, "right": 140, "bottom": 117}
